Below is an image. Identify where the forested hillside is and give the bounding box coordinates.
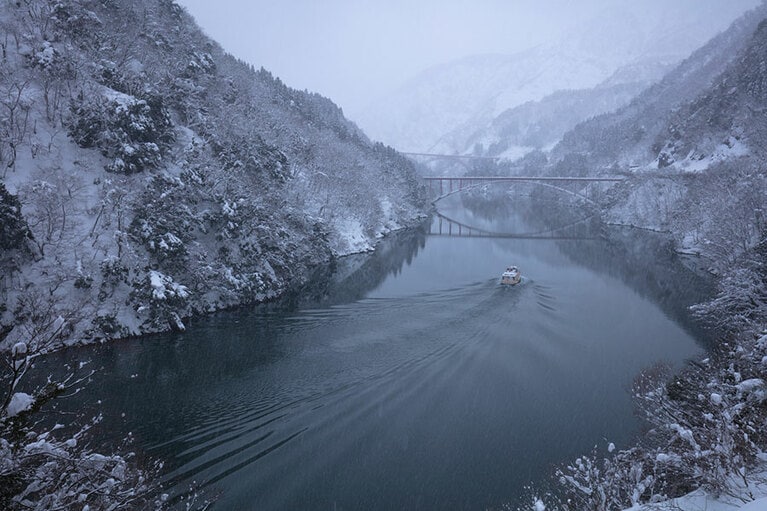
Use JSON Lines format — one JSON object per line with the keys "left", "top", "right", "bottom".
{"left": 657, "top": 19, "right": 767, "bottom": 168}
{"left": 0, "top": 0, "right": 428, "bottom": 347}
{"left": 553, "top": 2, "right": 767, "bottom": 168}
{"left": 459, "top": 80, "right": 652, "bottom": 160}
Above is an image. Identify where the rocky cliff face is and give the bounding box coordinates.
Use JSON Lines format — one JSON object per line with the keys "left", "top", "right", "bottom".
{"left": 0, "top": 0, "right": 429, "bottom": 347}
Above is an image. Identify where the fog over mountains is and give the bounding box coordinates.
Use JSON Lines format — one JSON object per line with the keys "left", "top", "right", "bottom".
{"left": 355, "top": 1, "right": 760, "bottom": 156}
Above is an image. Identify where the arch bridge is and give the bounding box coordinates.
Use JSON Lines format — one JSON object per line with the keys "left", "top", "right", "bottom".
{"left": 402, "top": 152, "right": 505, "bottom": 171}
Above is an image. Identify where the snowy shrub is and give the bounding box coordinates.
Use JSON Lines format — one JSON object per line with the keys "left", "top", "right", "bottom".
{"left": 131, "top": 270, "right": 190, "bottom": 332}
{"left": 147, "top": 270, "right": 189, "bottom": 302}
{"left": 167, "top": 76, "right": 206, "bottom": 125}
{"left": 26, "top": 41, "right": 58, "bottom": 71}
{"left": 692, "top": 225, "right": 767, "bottom": 326}
{"left": 96, "top": 59, "right": 147, "bottom": 98}
{"left": 184, "top": 51, "right": 216, "bottom": 77}
{"left": 49, "top": 0, "right": 104, "bottom": 44}
{"left": 1, "top": 303, "right": 166, "bottom": 509}
{"left": 632, "top": 347, "right": 767, "bottom": 500}
{"left": 67, "top": 92, "right": 104, "bottom": 147}
{"left": 1, "top": 396, "right": 165, "bottom": 511}
{"left": 98, "top": 256, "right": 129, "bottom": 300}
{"left": 73, "top": 274, "right": 93, "bottom": 289}
{"left": 67, "top": 89, "right": 174, "bottom": 174}
{"left": 100, "top": 255, "right": 129, "bottom": 285}
{"left": 8, "top": 293, "right": 75, "bottom": 354}
{"left": 210, "top": 131, "right": 291, "bottom": 181}
{"left": 129, "top": 173, "right": 196, "bottom": 268}
{"left": 692, "top": 266, "right": 767, "bottom": 334}
{"left": 89, "top": 311, "right": 129, "bottom": 340}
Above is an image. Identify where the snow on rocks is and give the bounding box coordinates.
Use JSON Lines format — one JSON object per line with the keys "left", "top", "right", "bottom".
{"left": 169, "top": 312, "right": 186, "bottom": 332}
{"left": 673, "top": 136, "right": 751, "bottom": 173}
{"left": 5, "top": 392, "right": 35, "bottom": 417}
{"left": 736, "top": 378, "right": 765, "bottom": 399}
{"left": 11, "top": 341, "right": 28, "bottom": 370}
{"left": 149, "top": 270, "right": 189, "bottom": 301}
{"left": 333, "top": 217, "right": 374, "bottom": 254}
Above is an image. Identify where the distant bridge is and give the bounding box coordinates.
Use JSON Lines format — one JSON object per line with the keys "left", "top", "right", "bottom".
{"left": 402, "top": 152, "right": 503, "bottom": 162}
{"left": 422, "top": 175, "right": 625, "bottom": 199}
{"left": 403, "top": 152, "right": 507, "bottom": 170}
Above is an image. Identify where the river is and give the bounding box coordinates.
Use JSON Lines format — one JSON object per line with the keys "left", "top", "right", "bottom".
{"left": 44, "top": 194, "right": 713, "bottom": 510}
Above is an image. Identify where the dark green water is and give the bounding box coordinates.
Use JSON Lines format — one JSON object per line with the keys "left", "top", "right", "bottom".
{"left": 44, "top": 196, "right": 712, "bottom": 510}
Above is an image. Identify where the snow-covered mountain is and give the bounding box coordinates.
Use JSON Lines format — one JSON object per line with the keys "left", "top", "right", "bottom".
{"left": 554, "top": 2, "right": 767, "bottom": 169}
{"left": 0, "top": 0, "right": 429, "bottom": 345}
{"left": 354, "top": 2, "right": 759, "bottom": 155}
{"left": 655, "top": 19, "right": 767, "bottom": 170}
{"left": 452, "top": 57, "right": 676, "bottom": 161}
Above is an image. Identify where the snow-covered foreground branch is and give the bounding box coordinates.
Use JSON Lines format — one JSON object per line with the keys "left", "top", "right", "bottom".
{"left": 0, "top": 312, "right": 208, "bottom": 510}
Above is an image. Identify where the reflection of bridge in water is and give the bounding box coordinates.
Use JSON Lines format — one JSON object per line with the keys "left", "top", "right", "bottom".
{"left": 429, "top": 212, "right": 601, "bottom": 241}
{"left": 423, "top": 175, "right": 624, "bottom": 198}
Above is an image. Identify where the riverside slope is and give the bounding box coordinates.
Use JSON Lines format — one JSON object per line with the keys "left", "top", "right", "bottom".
{"left": 0, "top": 0, "right": 429, "bottom": 348}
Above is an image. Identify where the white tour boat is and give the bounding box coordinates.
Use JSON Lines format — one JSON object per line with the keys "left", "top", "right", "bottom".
{"left": 500, "top": 266, "right": 521, "bottom": 286}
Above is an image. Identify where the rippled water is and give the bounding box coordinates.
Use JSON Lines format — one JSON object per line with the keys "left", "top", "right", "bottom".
{"left": 46, "top": 197, "right": 712, "bottom": 510}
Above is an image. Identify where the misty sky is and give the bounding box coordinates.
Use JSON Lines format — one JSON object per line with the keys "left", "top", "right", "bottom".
{"left": 176, "top": 0, "right": 760, "bottom": 117}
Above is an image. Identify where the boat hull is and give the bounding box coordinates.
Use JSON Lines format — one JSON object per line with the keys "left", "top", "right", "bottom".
{"left": 500, "top": 275, "right": 521, "bottom": 285}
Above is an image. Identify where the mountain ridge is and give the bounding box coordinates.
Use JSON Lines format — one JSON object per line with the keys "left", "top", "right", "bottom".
{"left": 355, "top": 2, "right": 759, "bottom": 155}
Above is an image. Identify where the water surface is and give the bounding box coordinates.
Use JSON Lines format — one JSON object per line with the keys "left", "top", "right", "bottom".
{"left": 48, "top": 196, "right": 711, "bottom": 510}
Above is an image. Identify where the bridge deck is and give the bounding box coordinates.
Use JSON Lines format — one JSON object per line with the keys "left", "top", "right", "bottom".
{"left": 402, "top": 152, "right": 502, "bottom": 161}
